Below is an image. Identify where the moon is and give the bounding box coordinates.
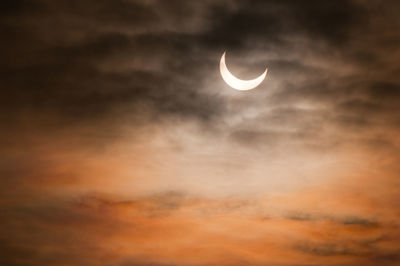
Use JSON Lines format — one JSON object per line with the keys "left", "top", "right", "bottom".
{"left": 220, "top": 51, "right": 268, "bottom": 91}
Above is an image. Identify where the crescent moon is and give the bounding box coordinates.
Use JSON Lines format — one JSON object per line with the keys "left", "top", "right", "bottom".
{"left": 220, "top": 51, "right": 268, "bottom": 91}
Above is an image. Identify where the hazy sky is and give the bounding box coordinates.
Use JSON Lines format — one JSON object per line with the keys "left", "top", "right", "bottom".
{"left": 1, "top": 1, "right": 400, "bottom": 265}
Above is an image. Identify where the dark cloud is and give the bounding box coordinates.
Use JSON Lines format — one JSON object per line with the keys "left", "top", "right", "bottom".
{"left": 285, "top": 212, "right": 379, "bottom": 227}
{"left": 201, "top": 0, "right": 362, "bottom": 50}
{"left": 1, "top": 0, "right": 226, "bottom": 131}
{"left": 294, "top": 242, "right": 358, "bottom": 257}
{"left": 2, "top": 0, "right": 396, "bottom": 128}
{"left": 2, "top": 0, "right": 399, "bottom": 144}
{"left": 294, "top": 239, "right": 400, "bottom": 265}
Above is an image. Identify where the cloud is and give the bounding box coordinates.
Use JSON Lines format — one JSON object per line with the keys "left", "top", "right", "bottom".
{"left": 1, "top": 0, "right": 400, "bottom": 265}
{"left": 2, "top": 0, "right": 400, "bottom": 151}
{"left": 1, "top": 191, "right": 399, "bottom": 265}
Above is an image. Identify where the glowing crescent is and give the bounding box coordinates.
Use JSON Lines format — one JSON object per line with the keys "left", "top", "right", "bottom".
{"left": 220, "top": 51, "right": 268, "bottom": 91}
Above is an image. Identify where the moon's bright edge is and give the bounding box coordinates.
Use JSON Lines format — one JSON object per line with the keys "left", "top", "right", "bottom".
{"left": 219, "top": 51, "right": 268, "bottom": 91}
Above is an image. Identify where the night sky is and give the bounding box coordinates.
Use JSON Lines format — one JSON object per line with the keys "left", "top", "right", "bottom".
{"left": 2, "top": 1, "right": 400, "bottom": 265}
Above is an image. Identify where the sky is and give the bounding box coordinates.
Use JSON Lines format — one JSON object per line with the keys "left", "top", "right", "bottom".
{"left": 1, "top": 0, "right": 400, "bottom": 265}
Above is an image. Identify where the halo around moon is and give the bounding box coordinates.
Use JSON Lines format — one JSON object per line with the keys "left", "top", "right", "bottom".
{"left": 219, "top": 51, "right": 268, "bottom": 91}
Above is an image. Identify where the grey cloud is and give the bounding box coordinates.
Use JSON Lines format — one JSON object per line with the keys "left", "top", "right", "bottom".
{"left": 294, "top": 242, "right": 357, "bottom": 257}
{"left": 284, "top": 212, "right": 378, "bottom": 227}
{"left": 294, "top": 240, "right": 400, "bottom": 265}
{"left": 2, "top": 0, "right": 400, "bottom": 154}
{"left": 1, "top": 0, "right": 227, "bottom": 130}
{"left": 3, "top": 0, "right": 396, "bottom": 130}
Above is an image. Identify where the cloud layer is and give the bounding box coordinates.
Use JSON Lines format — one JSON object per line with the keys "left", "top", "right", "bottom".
{"left": 1, "top": 0, "right": 400, "bottom": 265}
